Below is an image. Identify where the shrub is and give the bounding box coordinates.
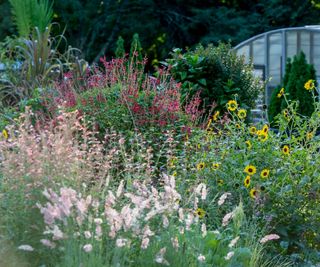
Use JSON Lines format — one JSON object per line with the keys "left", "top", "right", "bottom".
{"left": 282, "top": 52, "right": 317, "bottom": 117}
{"left": 267, "top": 86, "right": 282, "bottom": 126}
{"left": 268, "top": 52, "right": 317, "bottom": 125}
{"left": 165, "top": 43, "right": 262, "bottom": 116}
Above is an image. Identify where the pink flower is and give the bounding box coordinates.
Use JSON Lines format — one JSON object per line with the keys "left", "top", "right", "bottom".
{"left": 116, "top": 238, "right": 128, "bottom": 247}
{"left": 222, "top": 211, "right": 234, "bottom": 227}
{"left": 141, "top": 237, "right": 150, "bottom": 249}
{"left": 155, "top": 247, "right": 169, "bottom": 266}
{"left": 228, "top": 236, "right": 240, "bottom": 248}
{"left": 18, "top": 245, "right": 34, "bottom": 252}
{"left": 40, "top": 239, "right": 56, "bottom": 249}
{"left": 224, "top": 251, "right": 234, "bottom": 260}
{"left": 197, "top": 254, "right": 206, "bottom": 262}
{"left": 171, "top": 237, "right": 179, "bottom": 250}
{"left": 218, "top": 192, "right": 231, "bottom": 206}
{"left": 260, "top": 234, "right": 280, "bottom": 244}
{"left": 83, "top": 244, "right": 93, "bottom": 253}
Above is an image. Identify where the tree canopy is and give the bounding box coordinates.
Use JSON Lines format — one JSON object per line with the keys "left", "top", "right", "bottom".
{"left": 1, "top": 0, "right": 320, "bottom": 64}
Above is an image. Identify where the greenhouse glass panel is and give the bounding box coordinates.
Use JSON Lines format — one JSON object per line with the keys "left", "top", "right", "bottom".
{"left": 236, "top": 45, "right": 250, "bottom": 63}
{"left": 286, "top": 31, "right": 297, "bottom": 59}
{"left": 268, "top": 33, "right": 282, "bottom": 86}
{"left": 313, "top": 33, "right": 320, "bottom": 77}
{"left": 300, "top": 31, "right": 311, "bottom": 62}
{"left": 252, "top": 37, "right": 265, "bottom": 65}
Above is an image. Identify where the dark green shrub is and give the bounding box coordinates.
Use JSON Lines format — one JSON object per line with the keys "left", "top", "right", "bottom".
{"left": 268, "top": 52, "right": 317, "bottom": 125}
{"left": 282, "top": 52, "right": 317, "bottom": 117}
{"left": 165, "top": 43, "right": 262, "bottom": 115}
{"left": 115, "top": 36, "right": 125, "bottom": 58}
{"left": 268, "top": 86, "right": 282, "bottom": 126}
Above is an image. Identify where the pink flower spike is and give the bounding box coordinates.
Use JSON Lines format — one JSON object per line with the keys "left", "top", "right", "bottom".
{"left": 260, "top": 234, "right": 280, "bottom": 244}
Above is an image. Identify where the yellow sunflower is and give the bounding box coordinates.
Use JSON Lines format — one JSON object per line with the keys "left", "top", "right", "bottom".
{"left": 217, "top": 179, "right": 224, "bottom": 186}
{"left": 245, "top": 140, "right": 252, "bottom": 150}
{"left": 197, "top": 162, "right": 205, "bottom": 170}
{"left": 2, "top": 129, "right": 8, "bottom": 139}
{"left": 306, "top": 132, "right": 314, "bottom": 140}
{"left": 283, "top": 109, "right": 290, "bottom": 120}
{"left": 206, "top": 119, "right": 212, "bottom": 130}
{"left": 260, "top": 169, "right": 270, "bottom": 179}
{"left": 212, "top": 163, "right": 220, "bottom": 170}
{"left": 250, "top": 188, "right": 258, "bottom": 199}
{"left": 262, "top": 124, "right": 269, "bottom": 134}
{"left": 235, "top": 123, "right": 241, "bottom": 129}
{"left": 237, "top": 109, "right": 247, "bottom": 119}
{"left": 282, "top": 145, "right": 290, "bottom": 155}
{"left": 244, "top": 165, "right": 257, "bottom": 175}
{"left": 258, "top": 132, "right": 268, "bottom": 142}
{"left": 227, "top": 100, "right": 238, "bottom": 112}
{"left": 195, "top": 208, "right": 206, "bottom": 218}
{"left": 213, "top": 111, "right": 220, "bottom": 121}
{"left": 277, "top": 87, "right": 285, "bottom": 98}
{"left": 244, "top": 176, "right": 251, "bottom": 188}
{"left": 304, "top": 79, "right": 315, "bottom": 91}
{"left": 249, "top": 126, "right": 257, "bottom": 135}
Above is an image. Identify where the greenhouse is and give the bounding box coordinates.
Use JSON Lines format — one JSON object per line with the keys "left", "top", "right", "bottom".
{"left": 234, "top": 26, "right": 320, "bottom": 104}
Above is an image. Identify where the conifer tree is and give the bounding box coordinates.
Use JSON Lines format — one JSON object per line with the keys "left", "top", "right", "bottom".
{"left": 282, "top": 52, "right": 317, "bottom": 117}
{"left": 115, "top": 36, "right": 125, "bottom": 58}
{"left": 130, "top": 33, "right": 143, "bottom": 62}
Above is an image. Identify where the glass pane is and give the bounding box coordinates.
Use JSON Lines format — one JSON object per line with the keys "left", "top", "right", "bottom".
{"left": 236, "top": 45, "right": 250, "bottom": 63}
{"left": 252, "top": 37, "right": 265, "bottom": 65}
{"left": 300, "top": 31, "right": 310, "bottom": 62}
{"left": 268, "top": 33, "right": 282, "bottom": 86}
{"left": 286, "top": 31, "right": 297, "bottom": 59}
{"left": 313, "top": 33, "right": 320, "bottom": 78}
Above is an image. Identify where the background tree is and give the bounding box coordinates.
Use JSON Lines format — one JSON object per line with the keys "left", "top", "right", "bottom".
{"left": 115, "top": 36, "right": 125, "bottom": 58}
{"left": 1, "top": 0, "right": 320, "bottom": 64}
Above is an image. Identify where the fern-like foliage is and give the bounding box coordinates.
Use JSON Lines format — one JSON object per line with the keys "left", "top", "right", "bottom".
{"left": 9, "top": 0, "right": 53, "bottom": 37}
{"left": 9, "top": 0, "right": 32, "bottom": 37}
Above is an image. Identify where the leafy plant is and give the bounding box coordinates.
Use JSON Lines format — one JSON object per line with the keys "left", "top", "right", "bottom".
{"left": 115, "top": 36, "right": 125, "bottom": 58}
{"left": 165, "top": 43, "right": 263, "bottom": 117}
{"left": 9, "top": 0, "right": 53, "bottom": 37}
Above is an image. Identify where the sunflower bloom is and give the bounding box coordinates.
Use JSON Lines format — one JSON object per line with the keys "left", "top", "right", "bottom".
{"left": 245, "top": 140, "right": 252, "bottom": 150}
{"left": 250, "top": 188, "right": 258, "bottom": 199}
{"left": 282, "top": 145, "right": 290, "bottom": 155}
{"left": 244, "top": 165, "right": 256, "bottom": 175}
{"left": 212, "top": 163, "right": 220, "bottom": 170}
{"left": 237, "top": 109, "right": 247, "bottom": 119}
{"left": 2, "top": 129, "right": 8, "bottom": 139}
{"left": 306, "top": 132, "right": 314, "bottom": 140}
{"left": 195, "top": 208, "right": 206, "bottom": 219}
{"left": 277, "top": 87, "right": 285, "bottom": 98}
{"left": 258, "top": 132, "right": 268, "bottom": 142}
{"left": 197, "top": 162, "right": 205, "bottom": 170}
{"left": 260, "top": 169, "right": 270, "bottom": 179}
{"left": 244, "top": 176, "right": 251, "bottom": 188}
{"left": 227, "top": 100, "right": 238, "bottom": 112}
{"left": 213, "top": 111, "right": 220, "bottom": 121}
{"left": 217, "top": 179, "right": 224, "bottom": 186}
{"left": 249, "top": 126, "right": 257, "bottom": 135}
{"left": 304, "top": 79, "right": 315, "bottom": 91}
{"left": 262, "top": 124, "right": 269, "bottom": 133}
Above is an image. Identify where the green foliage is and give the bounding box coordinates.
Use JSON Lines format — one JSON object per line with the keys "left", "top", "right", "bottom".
{"left": 8, "top": 0, "right": 53, "bottom": 37}
{"left": 130, "top": 33, "right": 143, "bottom": 62}
{"left": 282, "top": 52, "right": 317, "bottom": 117}
{"left": 73, "top": 85, "right": 132, "bottom": 136}
{"left": 268, "top": 53, "right": 317, "bottom": 125}
{"left": 166, "top": 43, "right": 262, "bottom": 115}
{"left": 268, "top": 86, "right": 282, "bottom": 126}
{"left": 115, "top": 36, "right": 125, "bottom": 58}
